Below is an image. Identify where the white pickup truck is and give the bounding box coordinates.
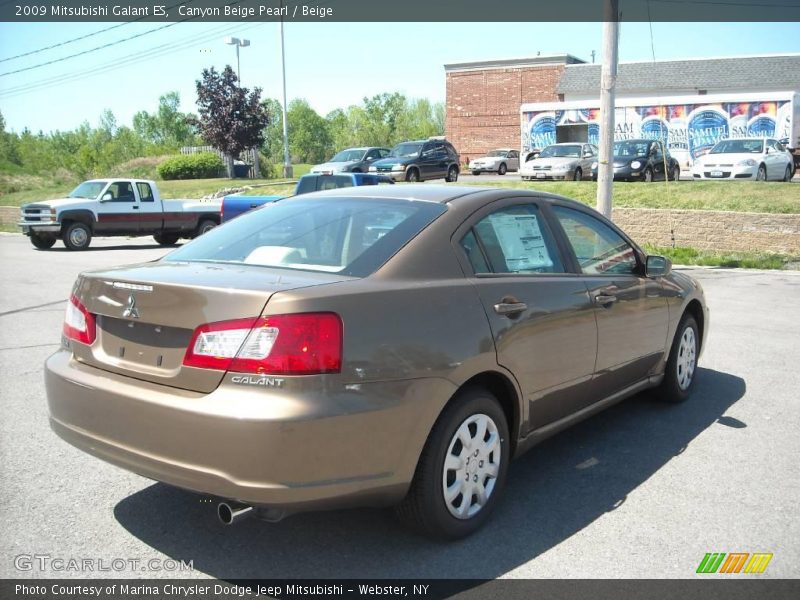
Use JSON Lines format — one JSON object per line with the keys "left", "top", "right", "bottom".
{"left": 18, "top": 178, "right": 221, "bottom": 251}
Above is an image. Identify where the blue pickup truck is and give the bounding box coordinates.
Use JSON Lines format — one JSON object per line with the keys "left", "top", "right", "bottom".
{"left": 221, "top": 172, "right": 394, "bottom": 222}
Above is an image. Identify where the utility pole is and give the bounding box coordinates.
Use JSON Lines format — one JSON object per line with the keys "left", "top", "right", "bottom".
{"left": 596, "top": 0, "right": 619, "bottom": 219}
{"left": 279, "top": 0, "right": 292, "bottom": 178}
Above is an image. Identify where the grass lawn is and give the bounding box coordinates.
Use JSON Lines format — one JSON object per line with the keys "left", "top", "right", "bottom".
{"left": 645, "top": 245, "right": 798, "bottom": 270}
{"left": 458, "top": 179, "right": 800, "bottom": 214}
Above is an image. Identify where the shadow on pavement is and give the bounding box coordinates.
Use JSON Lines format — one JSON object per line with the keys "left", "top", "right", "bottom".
{"left": 114, "top": 367, "right": 745, "bottom": 579}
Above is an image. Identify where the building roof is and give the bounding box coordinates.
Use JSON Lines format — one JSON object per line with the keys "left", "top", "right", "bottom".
{"left": 556, "top": 54, "right": 800, "bottom": 94}
{"left": 445, "top": 54, "right": 586, "bottom": 72}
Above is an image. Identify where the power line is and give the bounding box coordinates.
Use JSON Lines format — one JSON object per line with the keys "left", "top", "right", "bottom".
{"left": 0, "top": 0, "right": 195, "bottom": 64}
{"left": 0, "top": 0, "right": 243, "bottom": 77}
{"left": 0, "top": 22, "right": 265, "bottom": 99}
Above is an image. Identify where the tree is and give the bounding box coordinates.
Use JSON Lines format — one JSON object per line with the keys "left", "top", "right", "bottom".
{"left": 194, "top": 66, "right": 270, "bottom": 177}
{"left": 133, "top": 92, "right": 196, "bottom": 149}
{"left": 286, "top": 99, "right": 332, "bottom": 164}
{"left": 0, "top": 111, "right": 22, "bottom": 166}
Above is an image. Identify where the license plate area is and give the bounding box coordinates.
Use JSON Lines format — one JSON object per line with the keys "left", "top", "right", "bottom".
{"left": 711, "top": 170, "right": 724, "bottom": 177}
{"left": 536, "top": 172, "right": 547, "bottom": 179}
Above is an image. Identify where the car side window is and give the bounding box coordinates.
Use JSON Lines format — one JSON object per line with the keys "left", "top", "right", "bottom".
{"left": 462, "top": 204, "right": 564, "bottom": 274}
{"left": 420, "top": 143, "right": 435, "bottom": 158}
{"left": 552, "top": 206, "right": 638, "bottom": 276}
{"left": 136, "top": 182, "right": 154, "bottom": 202}
{"left": 365, "top": 149, "right": 380, "bottom": 160}
{"left": 432, "top": 143, "right": 447, "bottom": 159}
{"left": 379, "top": 148, "right": 391, "bottom": 158}
{"left": 508, "top": 151, "right": 518, "bottom": 159}
{"left": 583, "top": 145, "right": 594, "bottom": 157}
{"left": 109, "top": 181, "right": 135, "bottom": 202}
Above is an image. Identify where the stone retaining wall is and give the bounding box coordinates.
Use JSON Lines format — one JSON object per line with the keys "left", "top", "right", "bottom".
{"left": 612, "top": 208, "right": 800, "bottom": 255}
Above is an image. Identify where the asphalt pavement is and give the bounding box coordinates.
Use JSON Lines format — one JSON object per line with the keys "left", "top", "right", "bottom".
{"left": 0, "top": 233, "right": 798, "bottom": 579}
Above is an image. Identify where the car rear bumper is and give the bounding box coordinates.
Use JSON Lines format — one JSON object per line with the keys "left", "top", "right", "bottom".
{"left": 45, "top": 349, "right": 454, "bottom": 512}
{"left": 692, "top": 165, "right": 757, "bottom": 180}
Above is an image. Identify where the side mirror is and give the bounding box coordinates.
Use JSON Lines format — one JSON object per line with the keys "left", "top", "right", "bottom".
{"left": 583, "top": 151, "right": 592, "bottom": 158}
{"left": 646, "top": 255, "right": 672, "bottom": 277}
{"left": 101, "top": 192, "right": 113, "bottom": 201}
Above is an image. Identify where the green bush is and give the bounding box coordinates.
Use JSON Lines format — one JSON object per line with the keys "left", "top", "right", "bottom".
{"left": 157, "top": 152, "right": 223, "bottom": 180}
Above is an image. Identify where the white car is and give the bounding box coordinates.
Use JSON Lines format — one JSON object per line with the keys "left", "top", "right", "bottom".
{"left": 692, "top": 138, "right": 794, "bottom": 181}
{"left": 468, "top": 149, "right": 520, "bottom": 175}
{"left": 520, "top": 143, "right": 597, "bottom": 181}
{"left": 311, "top": 147, "right": 391, "bottom": 174}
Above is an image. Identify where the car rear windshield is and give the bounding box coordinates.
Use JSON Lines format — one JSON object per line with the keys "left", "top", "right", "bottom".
{"left": 165, "top": 197, "right": 446, "bottom": 277}
{"left": 710, "top": 139, "right": 764, "bottom": 154}
{"left": 539, "top": 145, "right": 581, "bottom": 158}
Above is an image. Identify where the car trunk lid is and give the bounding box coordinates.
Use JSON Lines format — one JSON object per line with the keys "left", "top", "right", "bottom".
{"left": 71, "top": 261, "right": 348, "bottom": 393}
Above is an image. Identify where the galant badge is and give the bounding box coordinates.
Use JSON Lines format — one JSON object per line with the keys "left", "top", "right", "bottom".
{"left": 122, "top": 294, "right": 140, "bottom": 319}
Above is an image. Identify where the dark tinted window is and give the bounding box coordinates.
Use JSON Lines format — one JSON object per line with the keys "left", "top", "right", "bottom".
{"left": 165, "top": 197, "right": 446, "bottom": 277}
{"left": 296, "top": 177, "right": 317, "bottom": 194}
{"left": 466, "top": 205, "right": 564, "bottom": 274}
{"left": 553, "top": 206, "right": 638, "bottom": 275}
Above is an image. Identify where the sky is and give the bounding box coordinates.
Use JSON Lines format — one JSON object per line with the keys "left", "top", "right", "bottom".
{"left": 1, "top": 20, "right": 799, "bottom": 133}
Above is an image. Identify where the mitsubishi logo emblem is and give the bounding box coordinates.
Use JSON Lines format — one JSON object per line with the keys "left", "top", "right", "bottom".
{"left": 122, "top": 294, "right": 140, "bottom": 319}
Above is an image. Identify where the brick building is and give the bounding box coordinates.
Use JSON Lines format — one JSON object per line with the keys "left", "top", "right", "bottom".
{"left": 445, "top": 53, "right": 800, "bottom": 161}
{"left": 444, "top": 54, "right": 584, "bottom": 161}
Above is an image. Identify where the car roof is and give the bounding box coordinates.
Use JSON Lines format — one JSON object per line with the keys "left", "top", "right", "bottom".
{"left": 292, "top": 184, "right": 497, "bottom": 204}
{"left": 285, "top": 184, "right": 589, "bottom": 211}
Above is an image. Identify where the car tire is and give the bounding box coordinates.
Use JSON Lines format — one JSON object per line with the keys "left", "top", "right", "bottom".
{"left": 471, "top": 170, "right": 481, "bottom": 176}
{"left": 406, "top": 168, "right": 420, "bottom": 183}
{"left": 394, "top": 387, "right": 510, "bottom": 540}
{"left": 784, "top": 164, "right": 793, "bottom": 182}
{"left": 657, "top": 314, "right": 699, "bottom": 403}
{"left": 30, "top": 233, "right": 56, "bottom": 250}
{"left": 643, "top": 167, "right": 653, "bottom": 183}
{"left": 62, "top": 222, "right": 92, "bottom": 251}
{"left": 194, "top": 219, "right": 217, "bottom": 237}
{"left": 756, "top": 165, "right": 767, "bottom": 181}
{"left": 154, "top": 232, "right": 180, "bottom": 246}
{"left": 445, "top": 165, "right": 459, "bottom": 183}
{"left": 670, "top": 165, "right": 680, "bottom": 181}
{"left": 573, "top": 167, "right": 583, "bottom": 182}
{"left": 498, "top": 163, "right": 507, "bottom": 176}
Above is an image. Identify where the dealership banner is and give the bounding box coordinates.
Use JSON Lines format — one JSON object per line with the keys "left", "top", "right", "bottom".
{"left": 1, "top": 0, "right": 799, "bottom": 22}
{"left": 522, "top": 100, "right": 794, "bottom": 166}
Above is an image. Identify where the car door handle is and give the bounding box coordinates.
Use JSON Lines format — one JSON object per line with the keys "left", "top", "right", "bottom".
{"left": 494, "top": 302, "right": 527, "bottom": 316}
{"left": 594, "top": 294, "right": 618, "bottom": 306}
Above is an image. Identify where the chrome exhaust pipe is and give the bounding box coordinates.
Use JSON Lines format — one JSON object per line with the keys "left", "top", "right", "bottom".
{"left": 217, "top": 501, "right": 253, "bottom": 525}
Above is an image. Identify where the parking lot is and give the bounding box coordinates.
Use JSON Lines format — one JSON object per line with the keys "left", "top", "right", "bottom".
{"left": 0, "top": 232, "right": 798, "bottom": 580}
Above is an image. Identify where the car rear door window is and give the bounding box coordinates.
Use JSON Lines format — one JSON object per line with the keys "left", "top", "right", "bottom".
{"left": 136, "top": 182, "right": 154, "bottom": 202}
{"left": 552, "top": 206, "right": 638, "bottom": 275}
{"left": 462, "top": 205, "right": 564, "bottom": 274}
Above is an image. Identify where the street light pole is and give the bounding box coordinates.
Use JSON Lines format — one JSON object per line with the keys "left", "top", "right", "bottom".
{"left": 280, "top": 1, "right": 292, "bottom": 178}
{"left": 224, "top": 37, "right": 250, "bottom": 83}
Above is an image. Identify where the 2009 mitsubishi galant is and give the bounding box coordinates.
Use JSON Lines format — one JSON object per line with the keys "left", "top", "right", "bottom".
{"left": 45, "top": 185, "right": 709, "bottom": 539}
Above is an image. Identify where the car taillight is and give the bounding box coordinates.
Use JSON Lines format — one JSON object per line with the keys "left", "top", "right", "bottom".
{"left": 183, "top": 313, "right": 342, "bottom": 375}
{"left": 63, "top": 294, "right": 96, "bottom": 345}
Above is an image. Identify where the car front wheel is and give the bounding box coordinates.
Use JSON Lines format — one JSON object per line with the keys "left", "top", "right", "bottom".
{"left": 406, "top": 168, "right": 420, "bottom": 183}
{"left": 30, "top": 233, "right": 56, "bottom": 249}
{"left": 445, "top": 165, "right": 459, "bottom": 183}
{"left": 657, "top": 314, "right": 699, "bottom": 403}
{"left": 643, "top": 167, "right": 653, "bottom": 183}
{"left": 497, "top": 163, "right": 507, "bottom": 176}
{"left": 756, "top": 165, "right": 767, "bottom": 181}
{"left": 62, "top": 222, "right": 92, "bottom": 251}
{"left": 395, "top": 387, "right": 510, "bottom": 539}
{"left": 784, "top": 164, "right": 793, "bottom": 182}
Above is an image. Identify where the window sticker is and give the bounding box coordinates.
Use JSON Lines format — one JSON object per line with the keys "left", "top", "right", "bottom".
{"left": 488, "top": 213, "right": 553, "bottom": 271}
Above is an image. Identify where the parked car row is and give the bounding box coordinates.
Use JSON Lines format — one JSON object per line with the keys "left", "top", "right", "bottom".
{"left": 312, "top": 137, "right": 461, "bottom": 183}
